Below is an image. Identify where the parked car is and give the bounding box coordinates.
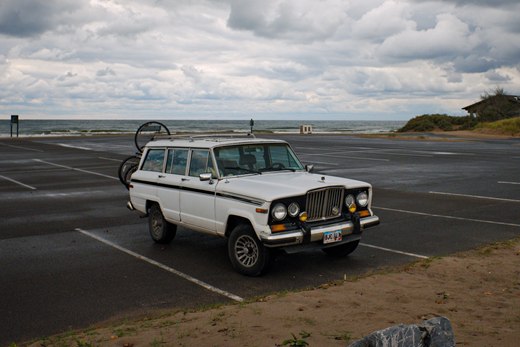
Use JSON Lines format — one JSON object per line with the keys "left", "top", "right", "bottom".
{"left": 127, "top": 135, "right": 379, "bottom": 276}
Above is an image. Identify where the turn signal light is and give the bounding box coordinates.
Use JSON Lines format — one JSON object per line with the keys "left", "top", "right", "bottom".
{"left": 358, "top": 210, "right": 370, "bottom": 218}
{"left": 299, "top": 212, "right": 308, "bottom": 222}
{"left": 270, "top": 224, "right": 287, "bottom": 232}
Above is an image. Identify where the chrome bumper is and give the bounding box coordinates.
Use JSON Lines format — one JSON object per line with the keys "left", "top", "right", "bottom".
{"left": 262, "top": 215, "right": 380, "bottom": 248}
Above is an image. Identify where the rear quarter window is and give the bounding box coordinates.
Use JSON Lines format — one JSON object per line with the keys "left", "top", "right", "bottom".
{"left": 141, "top": 149, "right": 165, "bottom": 172}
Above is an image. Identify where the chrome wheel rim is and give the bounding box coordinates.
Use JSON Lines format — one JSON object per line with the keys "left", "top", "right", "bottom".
{"left": 235, "top": 234, "right": 259, "bottom": 268}
{"left": 151, "top": 210, "right": 163, "bottom": 239}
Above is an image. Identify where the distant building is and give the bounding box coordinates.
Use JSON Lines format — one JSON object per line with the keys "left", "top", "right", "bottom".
{"left": 299, "top": 124, "right": 313, "bottom": 134}
{"left": 462, "top": 95, "right": 520, "bottom": 119}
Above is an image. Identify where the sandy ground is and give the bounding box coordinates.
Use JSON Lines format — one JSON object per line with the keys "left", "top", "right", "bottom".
{"left": 28, "top": 237, "right": 520, "bottom": 347}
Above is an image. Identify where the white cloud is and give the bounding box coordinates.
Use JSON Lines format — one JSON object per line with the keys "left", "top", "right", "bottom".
{"left": 379, "top": 13, "right": 475, "bottom": 60}
{"left": 352, "top": 1, "right": 416, "bottom": 41}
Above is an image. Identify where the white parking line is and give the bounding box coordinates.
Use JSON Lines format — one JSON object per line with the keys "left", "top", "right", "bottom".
{"left": 299, "top": 157, "right": 340, "bottom": 166}
{"left": 374, "top": 206, "right": 520, "bottom": 228}
{"left": 302, "top": 151, "right": 389, "bottom": 161}
{"left": 429, "top": 191, "right": 520, "bottom": 203}
{"left": 99, "top": 156, "right": 124, "bottom": 162}
{"left": 56, "top": 143, "right": 93, "bottom": 151}
{"left": 0, "top": 143, "right": 44, "bottom": 152}
{"left": 322, "top": 154, "right": 389, "bottom": 162}
{"left": 359, "top": 243, "right": 428, "bottom": 259}
{"left": 365, "top": 151, "right": 432, "bottom": 158}
{"left": 76, "top": 228, "right": 244, "bottom": 302}
{"left": 0, "top": 174, "right": 37, "bottom": 190}
{"left": 498, "top": 181, "right": 520, "bottom": 185}
{"left": 33, "top": 159, "right": 119, "bottom": 181}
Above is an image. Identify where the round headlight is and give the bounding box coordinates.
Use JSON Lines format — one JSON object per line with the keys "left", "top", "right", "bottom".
{"left": 272, "top": 203, "right": 287, "bottom": 221}
{"left": 287, "top": 202, "right": 300, "bottom": 217}
{"left": 345, "top": 194, "right": 355, "bottom": 208}
{"left": 356, "top": 191, "right": 368, "bottom": 207}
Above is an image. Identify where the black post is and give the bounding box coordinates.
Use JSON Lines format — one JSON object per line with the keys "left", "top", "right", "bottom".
{"left": 11, "top": 115, "right": 19, "bottom": 138}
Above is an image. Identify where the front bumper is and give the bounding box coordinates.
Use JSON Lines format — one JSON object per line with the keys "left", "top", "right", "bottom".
{"left": 262, "top": 215, "right": 380, "bottom": 248}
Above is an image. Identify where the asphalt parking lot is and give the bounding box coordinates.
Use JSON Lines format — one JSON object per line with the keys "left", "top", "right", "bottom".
{"left": 1, "top": 133, "right": 519, "bottom": 345}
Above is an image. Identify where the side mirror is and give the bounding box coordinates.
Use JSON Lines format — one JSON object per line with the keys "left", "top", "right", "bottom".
{"left": 199, "top": 172, "right": 213, "bottom": 182}
{"left": 305, "top": 164, "right": 314, "bottom": 173}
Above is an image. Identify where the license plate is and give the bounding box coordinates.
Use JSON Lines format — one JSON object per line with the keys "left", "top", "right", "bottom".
{"left": 323, "top": 230, "right": 342, "bottom": 244}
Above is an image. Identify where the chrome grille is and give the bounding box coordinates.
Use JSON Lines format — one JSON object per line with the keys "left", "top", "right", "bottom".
{"left": 306, "top": 187, "right": 344, "bottom": 222}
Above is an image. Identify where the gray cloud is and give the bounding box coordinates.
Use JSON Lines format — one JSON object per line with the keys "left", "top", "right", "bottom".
{"left": 0, "top": 0, "right": 83, "bottom": 37}
{"left": 227, "top": 0, "right": 345, "bottom": 42}
{"left": 96, "top": 67, "right": 116, "bottom": 77}
{"left": 434, "top": 0, "right": 519, "bottom": 7}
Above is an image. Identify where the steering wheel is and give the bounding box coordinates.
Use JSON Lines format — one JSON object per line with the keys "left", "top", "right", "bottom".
{"left": 270, "top": 162, "right": 286, "bottom": 169}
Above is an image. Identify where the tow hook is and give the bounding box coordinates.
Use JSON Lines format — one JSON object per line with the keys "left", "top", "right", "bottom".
{"left": 351, "top": 212, "right": 361, "bottom": 234}
{"left": 298, "top": 222, "right": 312, "bottom": 244}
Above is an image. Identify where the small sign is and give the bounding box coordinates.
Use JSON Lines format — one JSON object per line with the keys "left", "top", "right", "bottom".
{"left": 11, "top": 115, "right": 19, "bottom": 124}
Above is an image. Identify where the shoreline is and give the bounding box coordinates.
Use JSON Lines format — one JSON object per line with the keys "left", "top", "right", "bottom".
{"left": 3, "top": 129, "right": 519, "bottom": 141}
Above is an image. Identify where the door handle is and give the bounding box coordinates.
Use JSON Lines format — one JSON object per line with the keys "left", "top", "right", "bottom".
{"left": 158, "top": 174, "right": 166, "bottom": 178}
{"left": 181, "top": 178, "right": 190, "bottom": 182}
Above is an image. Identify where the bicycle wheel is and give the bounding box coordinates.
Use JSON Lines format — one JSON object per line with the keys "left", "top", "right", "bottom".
{"left": 134, "top": 121, "right": 170, "bottom": 153}
{"left": 118, "top": 155, "right": 140, "bottom": 189}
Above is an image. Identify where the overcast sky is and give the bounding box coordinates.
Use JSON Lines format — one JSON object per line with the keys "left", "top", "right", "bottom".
{"left": 1, "top": 0, "right": 519, "bottom": 120}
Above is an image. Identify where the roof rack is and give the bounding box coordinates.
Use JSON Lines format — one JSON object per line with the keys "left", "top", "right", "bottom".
{"left": 151, "top": 132, "right": 256, "bottom": 142}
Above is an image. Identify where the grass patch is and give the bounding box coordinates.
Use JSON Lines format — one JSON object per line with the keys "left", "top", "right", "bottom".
{"left": 475, "top": 117, "right": 520, "bottom": 136}
{"left": 281, "top": 331, "right": 311, "bottom": 346}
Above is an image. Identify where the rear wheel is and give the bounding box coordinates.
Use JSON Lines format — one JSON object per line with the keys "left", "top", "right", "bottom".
{"left": 322, "top": 240, "right": 359, "bottom": 257}
{"left": 148, "top": 203, "right": 176, "bottom": 244}
{"left": 228, "top": 224, "right": 270, "bottom": 276}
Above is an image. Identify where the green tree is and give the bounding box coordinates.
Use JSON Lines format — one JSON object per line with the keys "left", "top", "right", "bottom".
{"left": 478, "top": 87, "right": 518, "bottom": 122}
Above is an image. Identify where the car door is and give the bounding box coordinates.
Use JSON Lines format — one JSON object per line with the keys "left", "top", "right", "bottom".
{"left": 179, "top": 148, "right": 217, "bottom": 233}
{"left": 157, "top": 147, "right": 188, "bottom": 222}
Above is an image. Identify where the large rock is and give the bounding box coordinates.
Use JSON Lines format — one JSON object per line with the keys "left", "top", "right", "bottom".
{"left": 348, "top": 316, "right": 455, "bottom": 347}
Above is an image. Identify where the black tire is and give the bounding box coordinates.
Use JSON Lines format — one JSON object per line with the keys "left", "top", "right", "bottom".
{"left": 322, "top": 240, "right": 359, "bottom": 257}
{"left": 118, "top": 155, "right": 140, "bottom": 189}
{"left": 228, "top": 224, "right": 270, "bottom": 276}
{"left": 148, "top": 203, "right": 176, "bottom": 244}
{"left": 134, "top": 121, "right": 170, "bottom": 153}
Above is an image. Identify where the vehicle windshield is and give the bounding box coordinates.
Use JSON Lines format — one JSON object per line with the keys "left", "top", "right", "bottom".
{"left": 214, "top": 143, "right": 304, "bottom": 177}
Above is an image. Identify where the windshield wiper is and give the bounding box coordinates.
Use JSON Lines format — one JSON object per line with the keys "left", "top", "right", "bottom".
{"left": 224, "top": 167, "right": 262, "bottom": 175}
{"left": 261, "top": 166, "right": 296, "bottom": 172}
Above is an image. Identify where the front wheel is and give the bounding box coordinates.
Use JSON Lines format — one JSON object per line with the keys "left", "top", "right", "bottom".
{"left": 148, "top": 203, "right": 176, "bottom": 244}
{"left": 322, "top": 240, "right": 359, "bottom": 257}
{"left": 228, "top": 224, "right": 270, "bottom": 276}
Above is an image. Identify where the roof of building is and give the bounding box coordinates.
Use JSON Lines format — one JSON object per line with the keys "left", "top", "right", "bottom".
{"left": 462, "top": 95, "right": 520, "bottom": 111}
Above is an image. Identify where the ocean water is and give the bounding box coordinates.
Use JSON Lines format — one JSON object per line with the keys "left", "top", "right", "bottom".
{"left": 0, "top": 119, "right": 405, "bottom": 137}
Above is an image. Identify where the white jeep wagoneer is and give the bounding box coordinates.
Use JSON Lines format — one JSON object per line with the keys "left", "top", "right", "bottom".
{"left": 127, "top": 135, "right": 379, "bottom": 276}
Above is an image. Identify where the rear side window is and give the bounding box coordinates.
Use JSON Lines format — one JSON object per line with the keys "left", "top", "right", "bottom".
{"left": 141, "top": 149, "right": 165, "bottom": 172}
{"left": 188, "top": 149, "right": 215, "bottom": 177}
{"left": 166, "top": 148, "right": 189, "bottom": 175}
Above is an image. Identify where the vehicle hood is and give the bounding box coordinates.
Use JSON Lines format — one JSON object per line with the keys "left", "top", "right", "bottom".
{"left": 216, "top": 171, "right": 370, "bottom": 202}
